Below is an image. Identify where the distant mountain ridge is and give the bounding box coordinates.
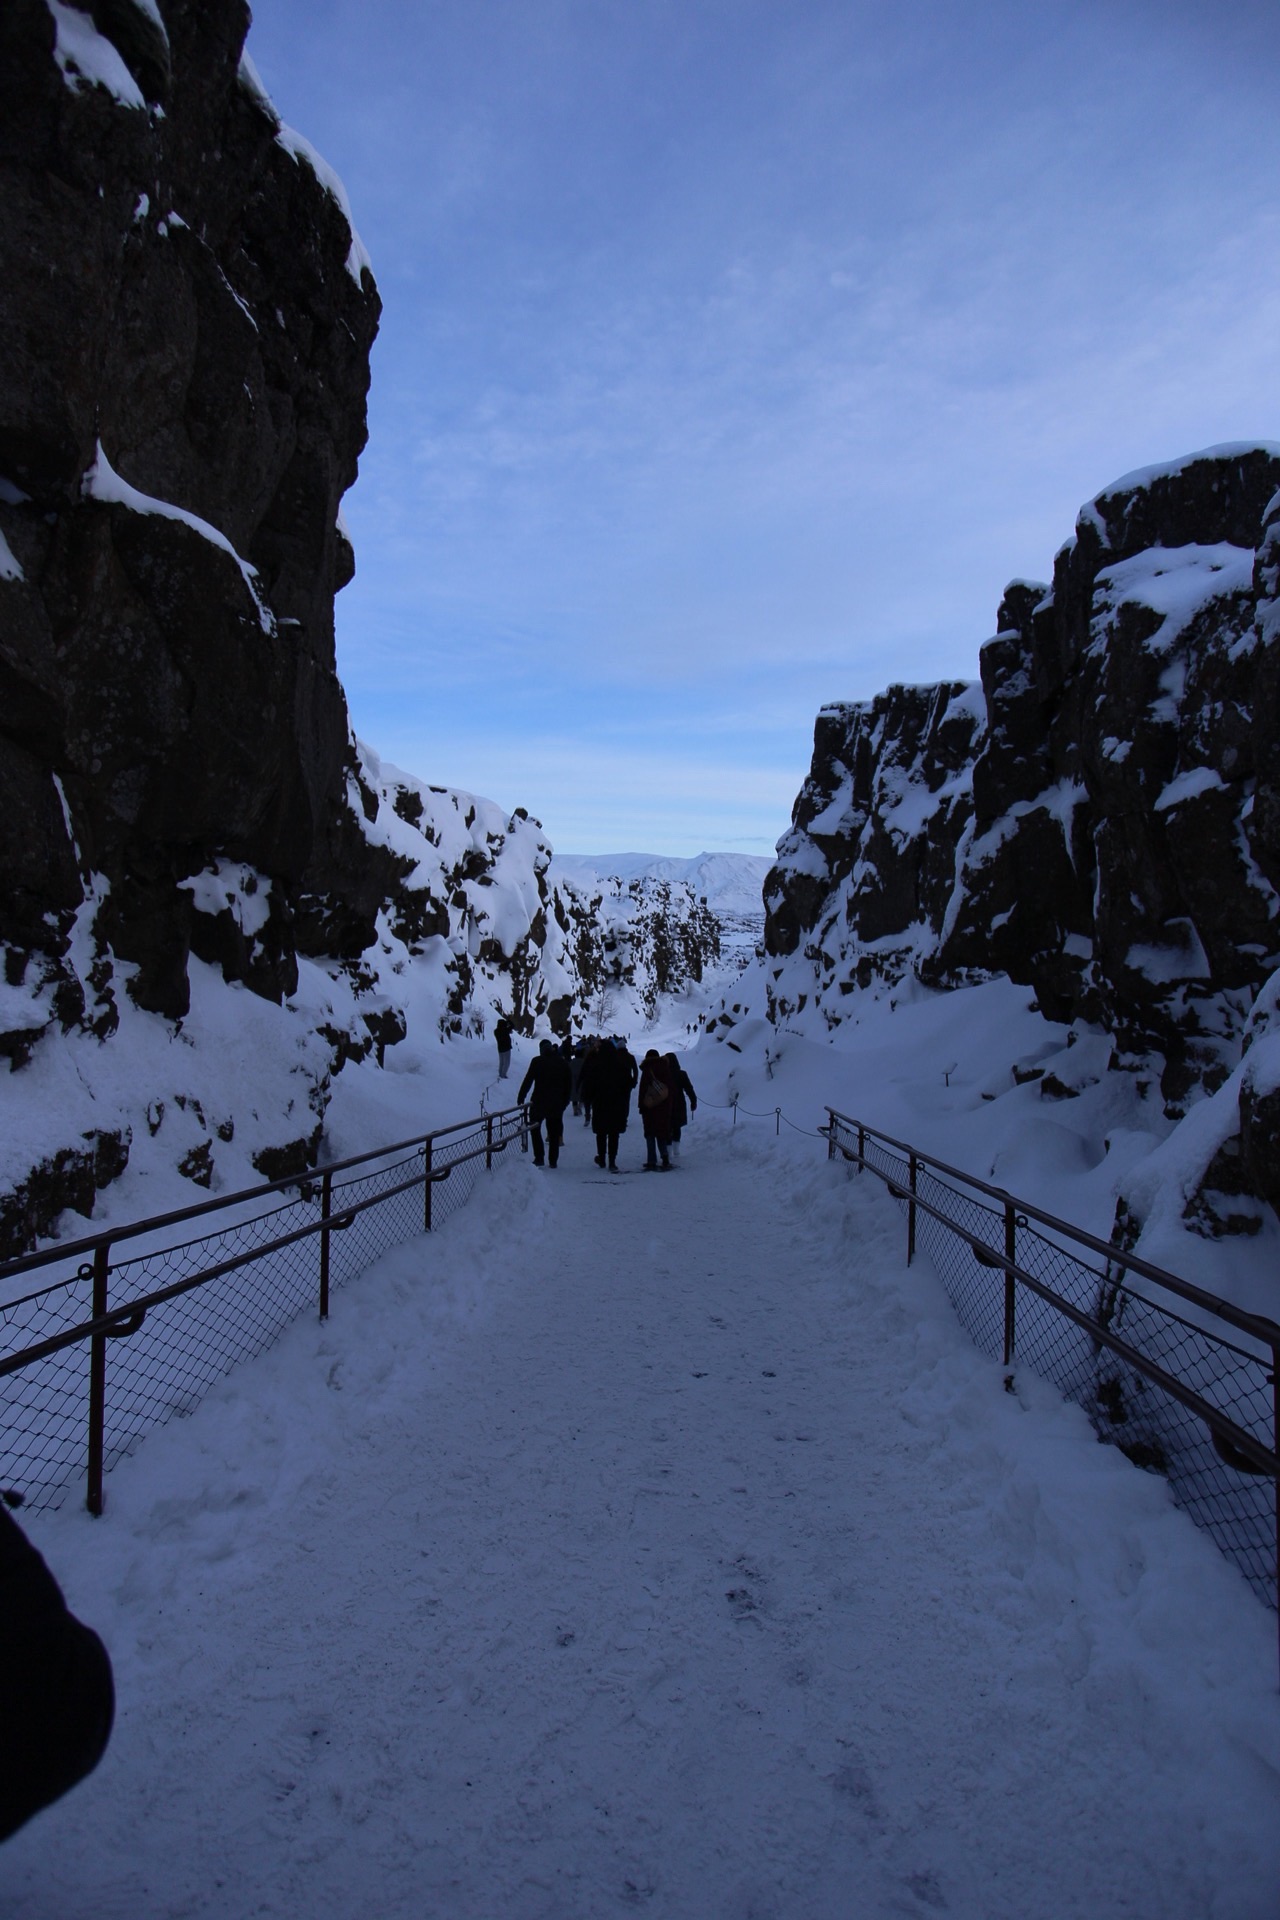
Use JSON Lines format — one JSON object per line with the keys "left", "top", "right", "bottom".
{"left": 552, "top": 852, "right": 770, "bottom": 916}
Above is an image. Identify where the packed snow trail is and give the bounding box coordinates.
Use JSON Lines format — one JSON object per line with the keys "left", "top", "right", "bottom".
{"left": 5, "top": 1122, "right": 1277, "bottom": 1918}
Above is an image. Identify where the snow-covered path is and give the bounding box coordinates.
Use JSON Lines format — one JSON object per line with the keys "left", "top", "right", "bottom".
{"left": 5, "top": 1121, "right": 1278, "bottom": 1918}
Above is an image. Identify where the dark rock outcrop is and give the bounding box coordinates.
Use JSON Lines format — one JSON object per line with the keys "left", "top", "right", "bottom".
{"left": 764, "top": 442, "right": 1280, "bottom": 1223}
{"left": 939, "top": 446, "right": 1280, "bottom": 1103}
{"left": 0, "top": 0, "right": 387, "bottom": 1246}
{"left": 0, "top": 0, "right": 382, "bottom": 1027}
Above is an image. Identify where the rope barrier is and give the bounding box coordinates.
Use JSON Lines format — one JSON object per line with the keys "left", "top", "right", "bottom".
{"left": 695, "top": 1094, "right": 828, "bottom": 1138}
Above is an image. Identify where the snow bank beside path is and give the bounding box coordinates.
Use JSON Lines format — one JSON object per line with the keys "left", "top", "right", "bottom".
{"left": 5, "top": 1121, "right": 1277, "bottom": 1918}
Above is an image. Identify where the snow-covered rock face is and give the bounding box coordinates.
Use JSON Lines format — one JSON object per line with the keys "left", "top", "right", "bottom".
{"left": 0, "top": 734, "right": 721, "bottom": 1255}
{"left": 353, "top": 749, "right": 722, "bottom": 1039}
{"left": 764, "top": 444, "right": 1280, "bottom": 1236}
{"left": 0, "top": 0, "right": 389, "bottom": 1245}
{"left": 0, "top": 0, "right": 382, "bottom": 1019}
{"left": 763, "top": 681, "right": 985, "bottom": 1012}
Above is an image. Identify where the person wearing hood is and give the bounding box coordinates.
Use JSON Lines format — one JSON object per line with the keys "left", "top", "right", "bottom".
{"left": 580, "top": 1037, "right": 632, "bottom": 1170}
{"left": 663, "top": 1053, "right": 698, "bottom": 1161}
{"left": 518, "top": 1039, "right": 572, "bottom": 1167}
{"left": 638, "top": 1050, "right": 675, "bottom": 1170}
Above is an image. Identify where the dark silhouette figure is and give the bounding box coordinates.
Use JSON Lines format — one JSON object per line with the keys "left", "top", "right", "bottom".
{"left": 581, "top": 1038, "right": 633, "bottom": 1170}
{"left": 0, "top": 1503, "right": 114, "bottom": 1843}
{"left": 518, "top": 1040, "right": 572, "bottom": 1167}
{"left": 663, "top": 1053, "right": 697, "bottom": 1161}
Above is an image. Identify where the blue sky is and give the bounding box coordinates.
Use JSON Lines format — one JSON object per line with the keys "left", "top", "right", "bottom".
{"left": 246, "top": 0, "right": 1280, "bottom": 857}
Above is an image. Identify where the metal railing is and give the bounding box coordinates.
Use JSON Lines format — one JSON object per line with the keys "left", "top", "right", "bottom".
{"left": 0, "top": 1105, "right": 528, "bottom": 1517}
{"left": 826, "top": 1110, "right": 1280, "bottom": 1624}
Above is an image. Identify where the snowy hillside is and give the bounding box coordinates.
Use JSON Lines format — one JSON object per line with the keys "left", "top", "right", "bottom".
{"left": 0, "top": 744, "right": 721, "bottom": 1259}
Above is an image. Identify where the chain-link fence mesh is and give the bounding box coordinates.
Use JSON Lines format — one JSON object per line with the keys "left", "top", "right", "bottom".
{"left": 830, "top": 1113, "right": 1279, "bottom": 1611}
{"left": 0, "top": 1108, "right": 526, "bottom": 1513}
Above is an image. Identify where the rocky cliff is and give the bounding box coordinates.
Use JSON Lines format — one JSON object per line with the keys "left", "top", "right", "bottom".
{"left": 764, "top": 443, "right": 1280, "bottom": 1231}
{"left": 0, "top": 3, "right": 719, "bottom": 1256}
{"left": 1, "top": 0, "right": 388, "bottom": 1021}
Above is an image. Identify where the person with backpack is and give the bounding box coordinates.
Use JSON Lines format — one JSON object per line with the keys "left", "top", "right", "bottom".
{"left": 517, "top": 1039, "right": 572, "bottom": 1167}
{"left": 494, "top": 1016, "right": 513, "bottom": 1081}
{"left": 638, "top": 1050, "right": 675, "bottom": 1171}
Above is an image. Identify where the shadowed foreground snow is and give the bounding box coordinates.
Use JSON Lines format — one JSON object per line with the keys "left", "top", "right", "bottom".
{"left": 4, "top": 1119, "right": 1278, "bottom": 1918}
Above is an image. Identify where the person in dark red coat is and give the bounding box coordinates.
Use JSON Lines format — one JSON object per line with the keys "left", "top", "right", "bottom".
{"left": 0, "top": 1502, "right": 114, "bottom": 1842}
{"left": 638, "top": 1050, "right": 675, "bottom": 1170}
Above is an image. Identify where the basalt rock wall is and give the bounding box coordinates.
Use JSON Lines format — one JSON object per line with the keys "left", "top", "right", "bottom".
{"left": 764, "top": 445, "right": 1280, "bottom": 1216}
{"left": 0, "top": 0, "right": 384, "bottom": 1029}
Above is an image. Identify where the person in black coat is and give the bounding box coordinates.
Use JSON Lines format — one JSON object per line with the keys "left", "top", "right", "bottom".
{"left": 663, "top": 1053, "right": 697, "bottom": 1161}
{"left": 518, "top": 1039, "right": 572, "bottom": 1166}
{"left": 494, "top": 1017, "right": 514, "bottom": 1080}
{"left": 0, "top": 1502, "right": 114, "bottom": 1843}
{"left": 580, "top": 1038, "right": 632, "bottom": 1170}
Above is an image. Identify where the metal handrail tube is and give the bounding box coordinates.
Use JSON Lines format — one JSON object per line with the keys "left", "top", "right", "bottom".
{"left": 0, "top": 1106, "right": 529, "bottom": 1292}
{"left": 844, "top": 1136, "right": 1277, "bottom": 1478}
{"left": 827, "top": 1110, "right": 1280, "bottom": 1350}
{"left": 0, "top": 1129, "right": 519, "bottom": 1379}
{"left": 835, "top": 1119, "right": 1272, "bottom": 1375}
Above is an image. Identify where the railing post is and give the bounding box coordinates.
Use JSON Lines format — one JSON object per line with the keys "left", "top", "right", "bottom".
{"left": 907, "top": 1153, "right": 917, "bottom": 1265}
{"left": 319, "top": 1170, "right": 332, "bottom": 1321}
{"left": 1002, "top": 1199, "right": 1017, "bottom": 1378}
{"left": 826, "top": 1111, "right": 836, "bottom": 1161}
{"left": 857, "top": 1123, "right": 865, "bottom": 1171}
{"left": 485, "top": 1113, "right": 494, "bottom": 1172}
{"left": 423, "top": 1138, "right": 433, "bottom": 1232}
{"left": 775, "top": 1107, "right": 781, "bottom": 1136}
{"left": 86, "top": 1242, "right": 110, "bottom": 1516}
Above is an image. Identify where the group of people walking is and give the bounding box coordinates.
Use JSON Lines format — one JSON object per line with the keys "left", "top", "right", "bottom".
{"left": 510, "top": 1031, "right": 697, "bottom": 1173}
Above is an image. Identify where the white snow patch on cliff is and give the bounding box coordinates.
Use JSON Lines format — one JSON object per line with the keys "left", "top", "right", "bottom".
{"left": 1095, "top": 442, "right": 1280, "bottom": 503}
{"left": 44, "top": 1, "right": 145, "bottom": 109}
{"left": 1154, "top": 766, "right": 1226, "bottom": 814}
{"left": 276, "top": 125, "right": 374, "bottom": 288}
{"left": 81, "top": 444, "right": 274, "bottom": 633}
{"left": 1092, "top": 545, "right": 1255, "bottom": 653}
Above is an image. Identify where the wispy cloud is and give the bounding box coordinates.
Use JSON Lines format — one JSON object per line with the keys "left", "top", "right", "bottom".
{"left": 250, "top": 0, "right": 1280, "bottom": 853}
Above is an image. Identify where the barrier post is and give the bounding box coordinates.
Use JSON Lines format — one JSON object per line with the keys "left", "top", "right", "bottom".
{"left": 826, "top": 1111, "right": 836, "bottom": 1161}
{"left": 319, "top": 1170, "right": 332, "bottom": 1321}
{"left": 485, "top": 1114, "right": 494, "bottom": 1172}
{"left": 1002, "top": 1198, "right": 1017, "bottom": 1376}
{"left": 86, "top": 1241, "right": 110, "bottom": 1516}
{"left": 857, "top": 1123, "right": 865, "bottom": 1171}
{"left": 907, "top": 1153, "right": 918, "bottom": 1265}
{"left": 423, "top": 1138, "right": 433, "bottom": 1232}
